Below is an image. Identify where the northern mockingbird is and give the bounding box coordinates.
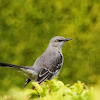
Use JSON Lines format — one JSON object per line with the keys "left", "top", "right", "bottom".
{"left": 0, "top": 36, "right": 72, "bottom": 88}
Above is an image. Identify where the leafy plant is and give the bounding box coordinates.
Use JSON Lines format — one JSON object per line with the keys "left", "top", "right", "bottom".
{"left": 0, "top": 78, "right": 93, "bottom": 100}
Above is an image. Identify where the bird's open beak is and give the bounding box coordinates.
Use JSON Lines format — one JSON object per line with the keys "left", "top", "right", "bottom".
{"left": 65, "top": 38, "right": 72, "bottom": 41}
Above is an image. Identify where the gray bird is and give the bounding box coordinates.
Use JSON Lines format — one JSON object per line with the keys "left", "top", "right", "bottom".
{"left": 0, "top": 36, "right": 72, "bottom": 88}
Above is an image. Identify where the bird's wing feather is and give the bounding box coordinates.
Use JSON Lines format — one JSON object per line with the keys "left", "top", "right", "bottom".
{"left": 35, "top": 52, "right": 63, "bottom": 84}
{"left": 36, "top": 68, "right": 54, "bottom": 84}
{"left": 32, "top": 68, "right": 53, "bottom": 89}
{"left": 24, "top": 78, "right": 31, "bottom": 88}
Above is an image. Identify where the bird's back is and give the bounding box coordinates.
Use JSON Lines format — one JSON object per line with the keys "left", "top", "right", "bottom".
{"left": 33, "top": 48, "right": 63, "bottom": 74}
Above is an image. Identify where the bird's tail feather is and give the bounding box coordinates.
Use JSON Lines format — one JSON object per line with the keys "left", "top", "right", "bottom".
{"left": 0, "top": 62, "right": 28, "bottom": 69}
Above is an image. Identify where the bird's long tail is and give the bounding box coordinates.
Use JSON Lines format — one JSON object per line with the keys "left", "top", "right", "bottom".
{"left": 0, "top": 62, "right": 28, "bottom": 69}
{"left": 0, "top": 62, "right": 33, "bottom": 87}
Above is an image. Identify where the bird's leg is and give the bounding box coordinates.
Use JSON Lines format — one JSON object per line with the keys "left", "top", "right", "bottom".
{"left": 32, "top": 86, "right": 40, "bottom": 97}
{"left": 36, "top": 91, "right": 40, "bottom": 97}
{"left": 49, "top": 86, "right": 51, "bottom": 94}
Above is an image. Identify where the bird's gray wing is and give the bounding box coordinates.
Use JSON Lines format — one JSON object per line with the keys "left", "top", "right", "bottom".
{"left": 35, "top": 52, "right": 63, "bottom": 84}
{"left": 36, "top": 67, "right": 54, "bottom": 84}
{"left": 32, "top": 66, "right": 54, "bottom": 89}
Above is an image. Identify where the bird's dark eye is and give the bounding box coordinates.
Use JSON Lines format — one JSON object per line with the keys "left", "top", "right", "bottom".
{"left": 59, "top": 40, "right": 63, "bottom": 42}
{"left": 56, "top": 40, "right": 63, "bottom": 42}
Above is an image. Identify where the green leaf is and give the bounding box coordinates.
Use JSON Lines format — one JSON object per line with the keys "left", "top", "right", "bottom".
{"left": 32, "top": 82, "right": 43, "bottom": 95}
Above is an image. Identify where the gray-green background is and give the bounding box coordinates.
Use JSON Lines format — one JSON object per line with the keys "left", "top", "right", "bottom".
{"left": 0, "top": 0, "right": 99, "bottom": 95}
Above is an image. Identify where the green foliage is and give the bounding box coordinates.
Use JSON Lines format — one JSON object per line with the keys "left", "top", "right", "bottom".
{"left": 0, "top": 0, "right": 99, "bottom": 95}
{"left": 0, "top": 79, "right": 93, "bottom": 100}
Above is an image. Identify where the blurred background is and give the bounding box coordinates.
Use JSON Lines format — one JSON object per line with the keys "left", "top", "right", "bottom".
{"left": 0, "top": 0, "right": 99, "bottom": 95}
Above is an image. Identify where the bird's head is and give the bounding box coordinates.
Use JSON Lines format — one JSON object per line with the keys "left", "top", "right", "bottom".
{"left": 49, "top": 36, "right": 72, "bottom": 49}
